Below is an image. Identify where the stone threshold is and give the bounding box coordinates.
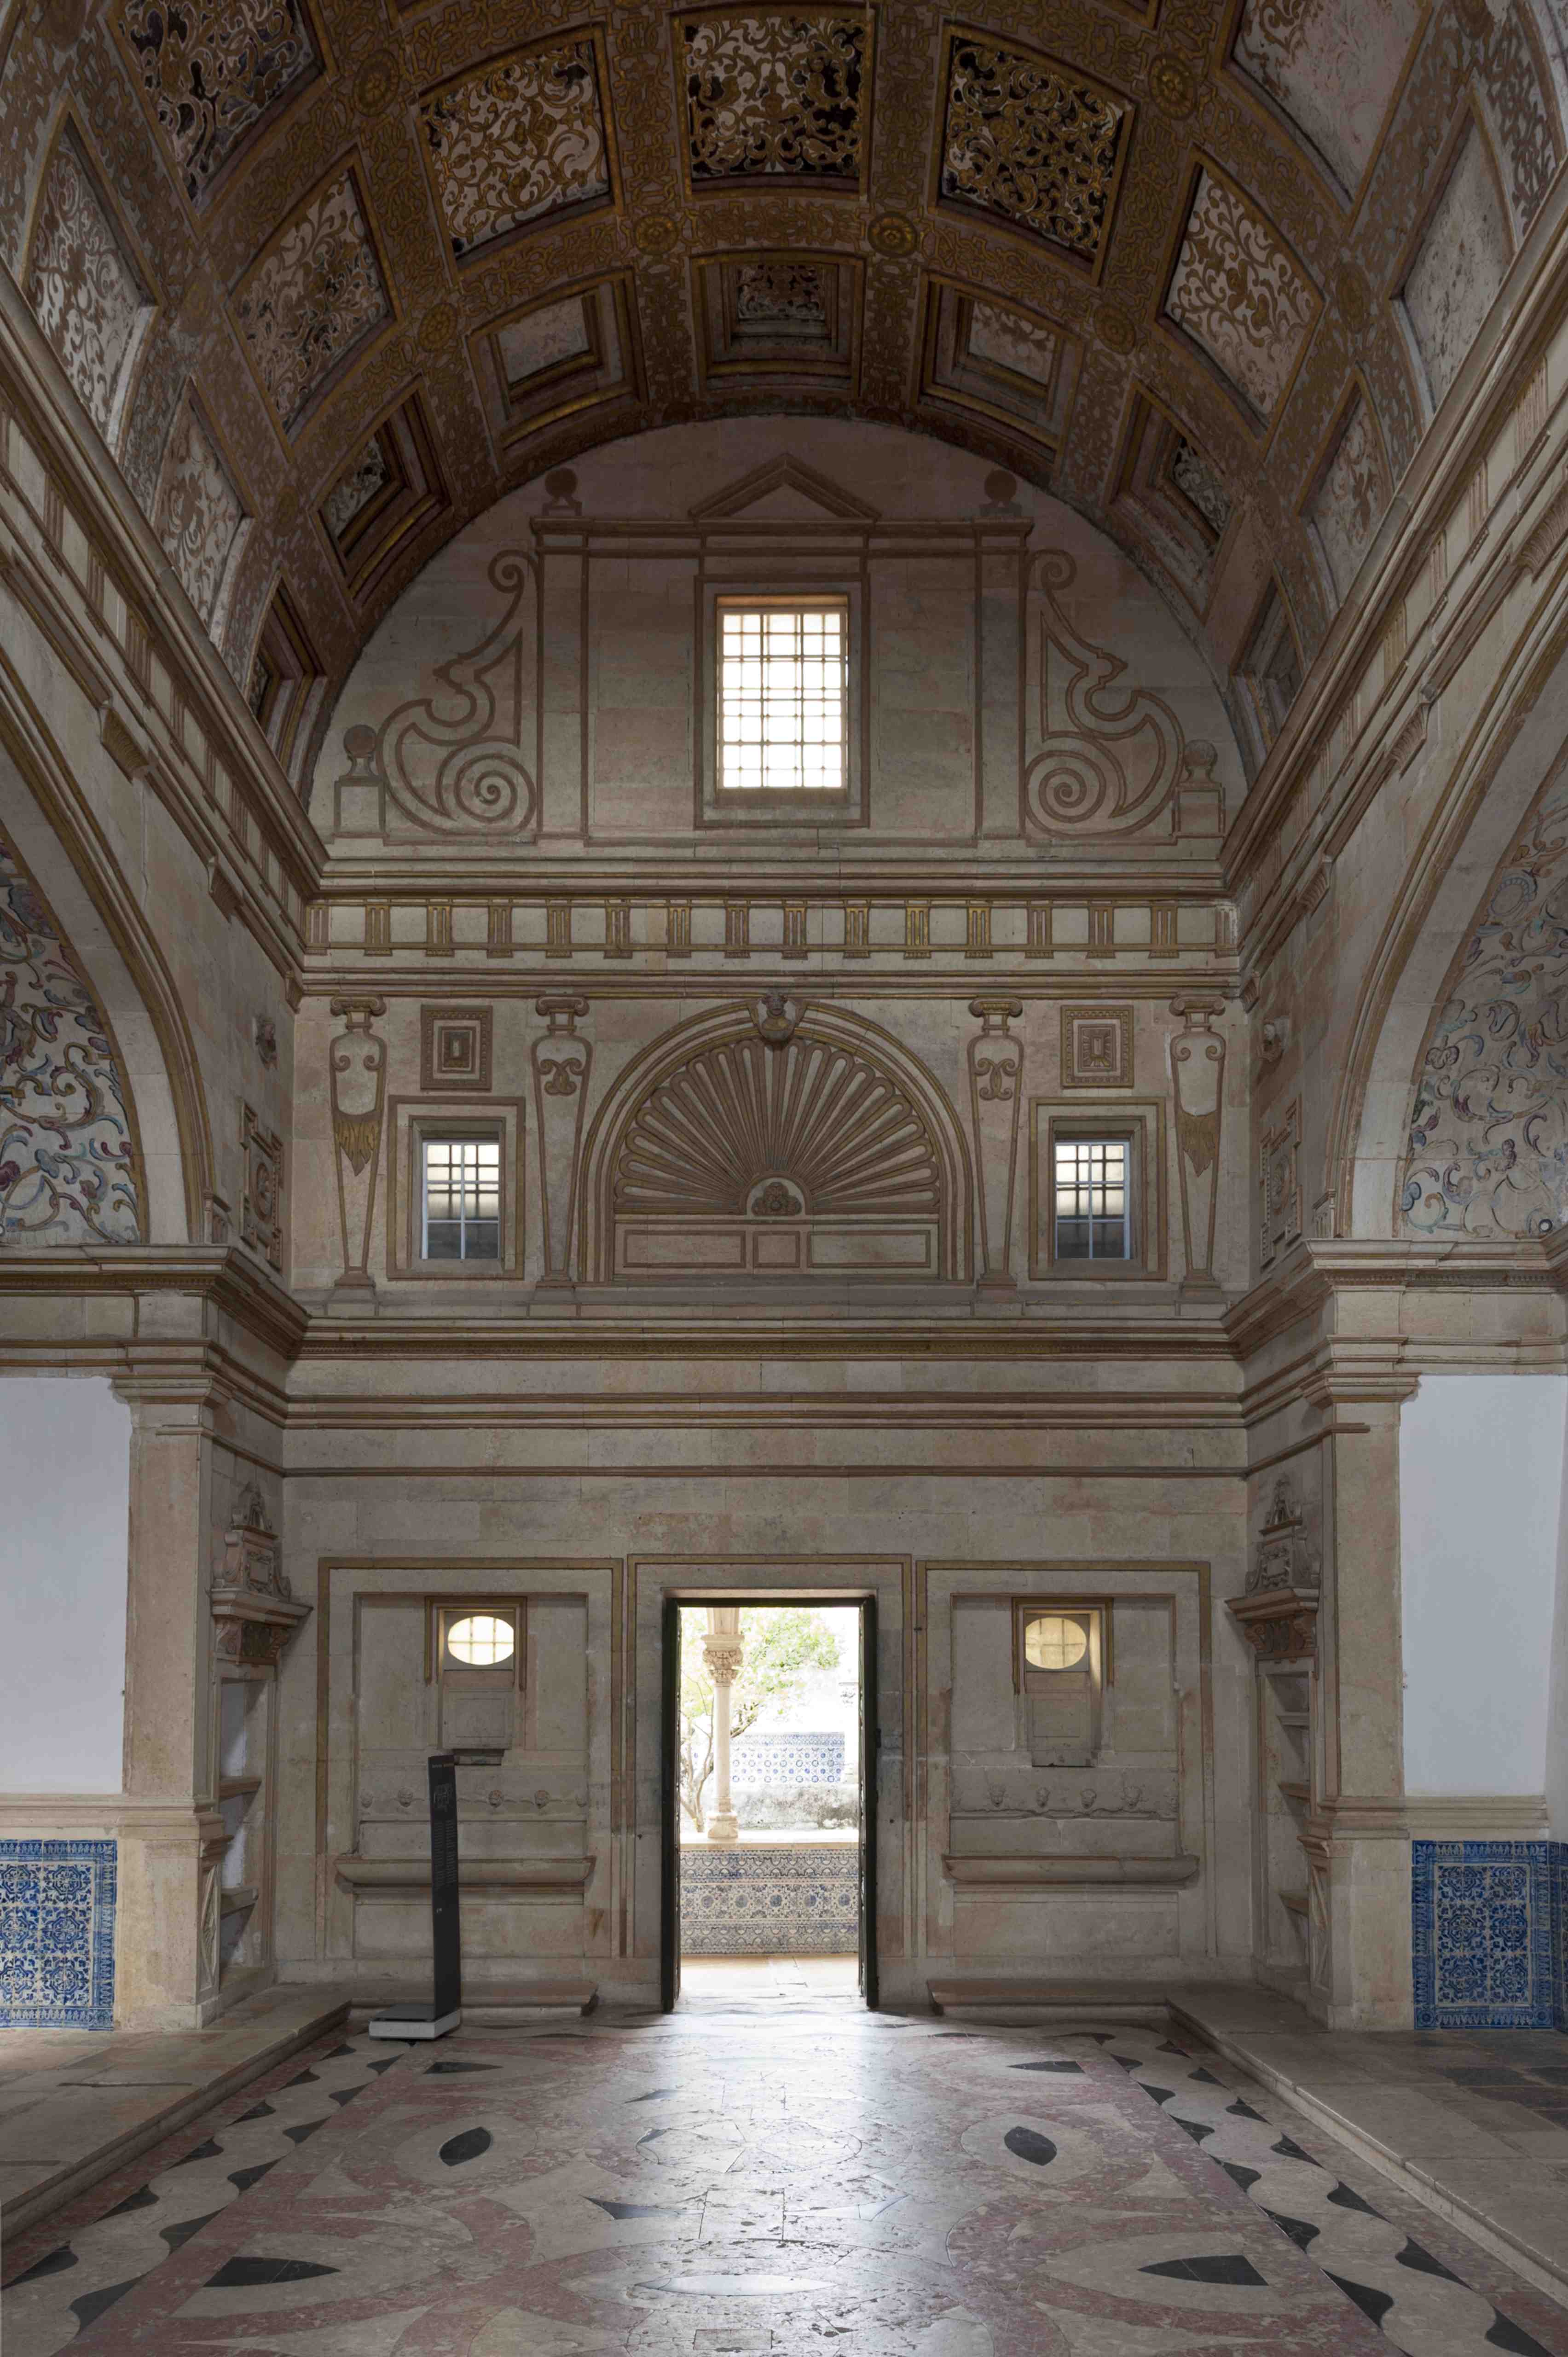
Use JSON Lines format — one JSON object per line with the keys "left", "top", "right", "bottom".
{"left": 0, "top": 1985, "right": 347, "bottom": 2253}
{"left": 927, "top": 1976, "right": 1568, "bottom": 2307}
{"left": 344, "top": 1976, "right": 598, "bottom": 2025}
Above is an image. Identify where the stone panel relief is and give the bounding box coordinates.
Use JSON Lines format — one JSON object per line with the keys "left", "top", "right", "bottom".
{"left": 1402, "top": 760, "right": 1568, "bottom": 1237}
{"left": 25, "top": 122, "right": 148, "bottom": 440}
{"left": 937, "top": 33, "right": 1129, "bottom": 266}
{"left": 679, "top": 10, "right": 867, "bottom": 187}
{"left": 240, "top": 1100, "right": 283, "bottom": 1271}
{"left": 329, "top": 994, "right": 387, "bottom": 1297}
{"left": 419, "top": 38, "right": 612, "bottom": 261}
{"left": 0, "top": 825, "right": 143, "bottom": 1246}
{"left": 1307, "top": 391, "right": 1392, "bottom": 605}
{"left": 153, "top": 396, "right": 245, "bottom": 630}
{"left": 1402, "top": 121, "right": 1514, "bottom": 414}
{"left": 1232, "top": 0, "right": 1422, "bottom": 196}
{"left": 1164, "top": 168, "right": 1319, "bottom": 423}
{"left": 1169, "top": 995, "right": 1227, "bottom": 1295}
{"left": 966, "top": 996, "right": 1024, "bottom": 1289}
{"left": 233, "top": 168, "right": 391, "bottom": 433}
{"left": 1258, "top": 1096, "right": 1302, "bottom": 1271}
{"left": 117, "top": 0, "right": 319, "bottom": 204}
{"left": 532, "top": 992, "right": 592, "bottom": 1284}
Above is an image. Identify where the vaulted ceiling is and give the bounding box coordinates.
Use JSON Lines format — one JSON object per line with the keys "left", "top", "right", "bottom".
{"left": 4, "top": 0, "right": 1562, "bottom": 789}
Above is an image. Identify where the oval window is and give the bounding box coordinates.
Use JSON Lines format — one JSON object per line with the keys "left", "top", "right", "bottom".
{"left": 1023, "top": 1614, "right": 1088, "bottom": 1672}
{"left": 447, "top": 1613, "right": 515, "bottom": 1667}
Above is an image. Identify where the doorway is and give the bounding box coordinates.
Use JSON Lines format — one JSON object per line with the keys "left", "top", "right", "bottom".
{"left": 660, "top": 1596, "right": 879, "bottom": 2009}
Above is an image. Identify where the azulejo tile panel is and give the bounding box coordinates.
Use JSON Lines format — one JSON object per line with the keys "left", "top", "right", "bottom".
{"left": 681, "top": 1840, "right": 857, "bottom": 1954}
{"left": 1411, "top": 1839, "right": 1558, "bottom": 2031}
{"left": 0, "top": 1839, "right": 116, "bottom": 2029}
{"left": 420, "top": 39, "right": 612, "bottom": 261}
{"left": 0, "top": 826, "right": 143, "bottom": 1244}
{"left": 729, "top": 1732, "right": 845, "bottom": 1783}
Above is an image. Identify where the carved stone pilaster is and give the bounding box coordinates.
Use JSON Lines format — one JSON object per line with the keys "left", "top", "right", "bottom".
{"left": 967, "top": 996, "right": 1024, "bottom": 1290}
{"left": 532, "top": 993, "right": 592, "bottom": 1284}
{"left": 329, "top": 997, "right": 386, "bottom": 1304}
{"left": 1169, "top": 994, "right": 1227, "bottom": 1300}
{"left": 210, "top": 1485, "right": 311, "bottom": 1670}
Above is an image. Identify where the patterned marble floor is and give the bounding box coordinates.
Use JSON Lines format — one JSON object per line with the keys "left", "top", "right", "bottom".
{"left": 5, "top": 2005, "right": 1568, "bottom": 2356}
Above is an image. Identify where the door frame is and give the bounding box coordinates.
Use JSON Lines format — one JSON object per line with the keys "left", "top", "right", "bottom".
{"left": 659, "top": 1591, "right": 879, "bottom": 2010}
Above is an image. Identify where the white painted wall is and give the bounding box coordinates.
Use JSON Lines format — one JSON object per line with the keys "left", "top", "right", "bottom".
{"left": 1400, "top": 1372, "right": 1568, "bottom": 1802}
{"left": 0, "top": 1376, "right": 130, "bottom": 1792}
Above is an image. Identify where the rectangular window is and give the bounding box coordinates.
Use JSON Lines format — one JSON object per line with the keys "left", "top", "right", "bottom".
{"left": 1053, "top": 1137, "right": 1130, "bottom": 1262}
{"left": 718, "top": 599, "right": 848, "bottom": 793}
{"left": 422, "top": 1136, "right": 501, "bottom": 1261}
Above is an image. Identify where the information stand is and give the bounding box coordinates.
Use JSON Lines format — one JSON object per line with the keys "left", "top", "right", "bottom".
{"left": 369, "top": 1752, "right": 462, "bottom": 2040}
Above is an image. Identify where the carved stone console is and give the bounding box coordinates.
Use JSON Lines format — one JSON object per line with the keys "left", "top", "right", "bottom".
{"left": 210, "top": 1485, "right": 312, "bottom": 1668}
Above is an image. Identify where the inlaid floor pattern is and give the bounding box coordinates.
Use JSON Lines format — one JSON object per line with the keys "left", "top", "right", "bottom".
{"left": 5, "top": 2007, "right": 1568, "bottom": 2355}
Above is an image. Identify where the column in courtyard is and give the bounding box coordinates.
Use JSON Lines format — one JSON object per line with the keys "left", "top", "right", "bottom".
{"left": 703, "top": 1608, "right": 745, "bottom": 1845}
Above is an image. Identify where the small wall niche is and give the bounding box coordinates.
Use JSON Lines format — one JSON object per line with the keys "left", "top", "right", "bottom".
{"left": 217, "top": 1673, "right": 271, "bottom": 1979}
{"left": 1013, "top": 1600, "right": 1108, "bottom": 1767}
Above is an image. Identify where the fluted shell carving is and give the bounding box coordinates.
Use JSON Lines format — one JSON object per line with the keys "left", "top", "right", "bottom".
{"left": 613, "top": 1032, "right": 942, "bottom": 1219}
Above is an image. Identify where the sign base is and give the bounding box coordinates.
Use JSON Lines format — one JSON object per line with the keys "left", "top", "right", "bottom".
{"left": 367, "top": 2002, "right": 461, "bottom": 2041}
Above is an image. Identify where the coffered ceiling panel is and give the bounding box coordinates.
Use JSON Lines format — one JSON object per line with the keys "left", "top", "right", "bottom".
{"left": 3, "top": 0, "right": 1561, "bottom": 791}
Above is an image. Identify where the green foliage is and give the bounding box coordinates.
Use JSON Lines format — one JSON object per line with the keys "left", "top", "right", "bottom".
{"left": 678, "top": 1606, "right": 844, "bottom": 1832}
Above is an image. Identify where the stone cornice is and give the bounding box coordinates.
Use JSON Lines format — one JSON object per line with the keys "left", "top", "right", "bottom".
{"left": 0, "top": 1247, "right": 307, "bottom": 1368}
{"left": 1227, "top": 1236, "right": 1568, "bottom": 1367}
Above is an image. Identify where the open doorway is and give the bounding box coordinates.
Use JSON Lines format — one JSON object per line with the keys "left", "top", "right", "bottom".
{"left": 660, "top": 1597, "right": 878, "bottom": 2009}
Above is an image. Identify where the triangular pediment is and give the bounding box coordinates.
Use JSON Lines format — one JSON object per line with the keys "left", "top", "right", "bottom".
{"left": 689, "top": 454, "right": 882, "bottom": 523}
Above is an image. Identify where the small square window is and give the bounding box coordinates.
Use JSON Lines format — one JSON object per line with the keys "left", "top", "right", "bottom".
{"left": 717, "top": 599, "right": 848, "bottom": 794}
{"left": 422, "top": 1136, "right": 501, "bottom": 1262}
{"left": 1053, "top": 1136, "right": 1130, "bottom": 1263}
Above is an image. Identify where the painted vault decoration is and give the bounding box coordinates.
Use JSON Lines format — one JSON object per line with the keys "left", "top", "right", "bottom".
{"left": 1164, "top": 167, "right": 1319, "bottom": 424}
{"left": 25, "top": 123, "right": 149, "bottom": 441}
{"left": 420, "top": 37, "right": 614, "bottom": 261}
{"left": 116, "top": 0, "right": 320, "bottom": 206}
{"left": 679, "top": 9, "right": 868, "bottom": 189}
{"left": 937, "top": 32, "right": 1130, "bottom": 267}
{"left": 233, "top": 168, "right": 391, "bottom": 433}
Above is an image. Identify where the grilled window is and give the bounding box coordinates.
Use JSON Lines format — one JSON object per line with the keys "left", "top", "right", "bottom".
{"left": 422, "top": 1136, "right": 501, "bottom": 1261}
{"left": 718, "top": 600, "right": 848, "bottom": 793}
{"left": 1053, "top": 1137, "right": 1130, "bottom": 1262}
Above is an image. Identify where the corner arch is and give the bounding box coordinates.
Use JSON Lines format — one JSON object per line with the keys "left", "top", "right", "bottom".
{"left": 575, "top": 1001, "right": 975, "bottom": 1284}
{"left": 1324, "top": 598, "right": 1568, "bottom": 1237}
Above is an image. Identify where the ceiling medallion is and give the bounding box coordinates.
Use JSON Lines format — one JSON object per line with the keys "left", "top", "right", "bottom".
{"left": 634, "top": 211, "right": 681, "bottom": 254}
{"left": 1148, "top": 53, "right": 1196, "bottom": 118}
{"left": 869, "top": 211, "right": 918, "bottom": 257}
{"left": 418, "top": 299, "right": 461, "bottom": 354}
{"left": 1096, "top": 303, "right": 1137, "bottom": 354}
{"left": 1337, "top": 263, "right": 1370, "bottom": 332}
{"left": 354, "top": 49, "right": 401, "bottom": 116}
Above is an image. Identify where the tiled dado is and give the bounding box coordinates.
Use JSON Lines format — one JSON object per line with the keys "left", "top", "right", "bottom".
{"left": 680, "top": 1840, "right": 858, "bottom": 1956}
{"left": 306, "top": 894, "right": 1232, "bottom": 967}
{"left": 0, "top": 1839, "right": 116, "bottom": 2031}
{"left": 1412, "top": 1840, "right": 1568, "bottom": 2032}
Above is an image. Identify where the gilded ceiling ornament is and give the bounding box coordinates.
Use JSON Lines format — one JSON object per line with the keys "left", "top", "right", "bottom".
{"left": 353, "top": 49, "right": 401, "bottom": 116}
{"left": 1095, "top": 304, "right": 1137, "bottom": 354}
{"left": 420, "top": 39, "right": 612, "bottom": 261}
{"left": 1148, "top": 53, "right": 1196, "bottom": 118}
{"left": 938, "top": 35, "right": 1129, "bottom": 264}
{"left": 118, "top": 0, "right": 320, "bottom": 206}
{"left": 680, "top": 12, "right": 866, "bottom": 186}
{"left": 418, "top": 297, "right": 461, "bottom": 353}
{"left": 1336, "top": 262, "right": 1369, "bottom": 331}
{"left": 868, "top": 210, "right": 917, "bottom": 256}
{"left": 633, "top": 211, "right": 681, "bottom": 254}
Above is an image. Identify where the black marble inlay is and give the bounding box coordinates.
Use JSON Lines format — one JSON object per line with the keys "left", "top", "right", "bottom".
{"left": 628, "top": 2086, "right": 682, "bottom": 2102}
{"left": 206, "top": 2255, "right": 339, "bottom": 2288}
{"left": 1396, "top": 2238, "right": 1462, "bottom": 2281}
{"left": 1003, "top": 2126, "right": 1056, "bottom": 2165}
{"left": 69, "top": 2280, "right": 141, "bottom": 2328}
{"left": 1485, "top": 2311, "right": 1555, "bottom": 2355}
{"left": 1221, "top": 2160, "right": 1261, "bottom": 2194}
{"left": 1263, "top": 2209, "right": 1319, "bottom": 2251}
{"left": 236, "top": 2102, "right": 275, "bottom": 2122}
{"left": 105, "top": 2184, "right": 159, "bottom": 2216}
{"left": 1172, "top": 2116, "right": 1214, "bottom": 2143}
{"left": 228, "top": 2161, "right": 279, "bottom": 2193}
{"left": 1013, "top": 2060, "right": 1085, "bottom": 2074}
{"left": 427, "top": 2061, "right": 499, "bottom": 2075}
{"left": 1142, "top": 2254, "right": 1267, "bottom": 2286}
{"left": 1326, "top": 2181, "right": 1381, "bottom": 2217}
{"left": 1326, "top": 2273, "right": 1394, "bottom": 2328}
{"left": 174, "top": 2137, "right": 223, "bottom": 2165}
{"left": 283, "top": 2119, "right": 329, "bottom": 2146}
{"left": 11, "top": 2246, "right": 77, "bottom": 2282}
{"left": 589, "top": 2198, "right": 680, "bottom": 2220}
{"left": 1270, "top": 2134, "right": 1313, "bottom": 2163}
{"left": 439, "top": 2125, "right": 493, "bottom": 2166}
{"left": 160, "top": 2210, "right": 221, "bottom": 2253}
